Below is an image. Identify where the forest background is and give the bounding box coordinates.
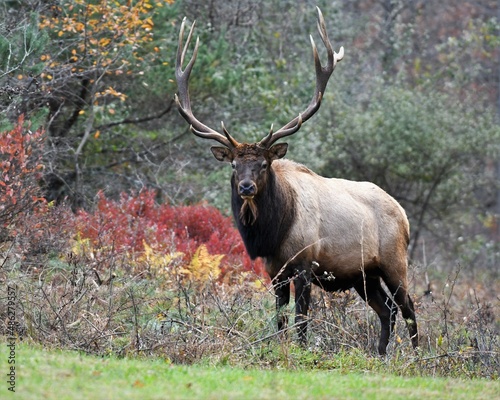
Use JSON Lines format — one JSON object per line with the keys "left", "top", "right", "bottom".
{"left": 0, "top": 0, "right": 499, "bottom": 380}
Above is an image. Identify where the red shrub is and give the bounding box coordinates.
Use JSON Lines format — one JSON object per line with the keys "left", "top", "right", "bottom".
{"left": 0, "top": 117, "right": 76, "bottom": 261}
{"left": 0, "top": 116, "right": 46, "bottom": 238}
{"left": 75, "top": 190, "right": 265, "bottom": 279}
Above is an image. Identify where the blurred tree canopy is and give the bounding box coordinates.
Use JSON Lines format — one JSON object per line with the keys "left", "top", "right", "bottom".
{"left": 0, "top": 0, "right": 499, "bottom": 269}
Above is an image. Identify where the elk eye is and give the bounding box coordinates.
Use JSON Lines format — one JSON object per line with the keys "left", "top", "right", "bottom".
{"left": 261, "top": 161, "right": 268, "bottom": 170}
{"left": 231, "top": 162, "right": 236, "bottom": 169}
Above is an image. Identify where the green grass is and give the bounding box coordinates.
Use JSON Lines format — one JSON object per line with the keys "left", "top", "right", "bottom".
{"left": 3, "top": 341, "right": 499, "bottom": 400}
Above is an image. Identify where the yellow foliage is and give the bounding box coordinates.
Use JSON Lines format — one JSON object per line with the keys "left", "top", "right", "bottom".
{"left": 252, "top": 279, "right": 266, "bottom": 291}
{"left": 180, "top": 245, "right": 223, "bottom": 285}
{"left": 71, "top": 235, "right": 95, "bottom": 259}
{"left": 96, "top": 87, "right": 128, "bottom": 101}
{"left": 139, "top": 241, "right": 184, "bottom": 273}
{"left": 39, "top": 0, "right": 174, "bottom": 70}
{"left": 70, "top": 234, "right": 225, "bottom": 287}
{"left": 98, "top": 38, "right": 111, "bottom": 47}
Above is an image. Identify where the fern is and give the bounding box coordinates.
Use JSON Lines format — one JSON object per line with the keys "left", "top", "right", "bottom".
{"left": 138, "top": 241, "right": 184, "bottom": 274}
{"left": 180, "top": 245, "right": 223, "bottom": 285}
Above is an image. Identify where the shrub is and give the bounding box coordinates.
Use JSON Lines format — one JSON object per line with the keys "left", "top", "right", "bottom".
{"left": 0, "top": 117, "right": 76, "bottom": 268}
{"left": 0, "top": 116, "right": 46, "bottom": 240}
{"left": 74, "top": 190, "right": 265, "bottom": 281}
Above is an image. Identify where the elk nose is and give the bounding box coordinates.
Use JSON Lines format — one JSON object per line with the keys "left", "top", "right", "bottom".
{"left": 238, "top": 181, "right": 256, "bottom": 197}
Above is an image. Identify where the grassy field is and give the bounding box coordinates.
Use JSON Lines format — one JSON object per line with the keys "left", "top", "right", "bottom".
{"left": 3, "top": 342, "right": 499, "bottom": 400}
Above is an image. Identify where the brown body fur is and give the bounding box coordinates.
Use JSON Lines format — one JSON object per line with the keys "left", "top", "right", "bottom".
{"left": 266, "top": 159, "right": 410, "bottom": 283}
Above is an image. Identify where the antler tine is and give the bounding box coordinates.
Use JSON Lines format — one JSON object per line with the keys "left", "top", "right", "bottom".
{"left": 221, "top": 121, "right": 239, "bottom": 147}
{"left": 259, "top": 7, "right": 343, "bottom": 149}
{"left": 179, "top": 17, "right": 195, "bottom": 69}
{"left": 175, "top": 17, "right": 239, "bottom": 148}
{"left": 315, "top": 6, "right": 344, "bottom": 71}
{"left": 259, "top": 114, "right": 303, "bottom": 148}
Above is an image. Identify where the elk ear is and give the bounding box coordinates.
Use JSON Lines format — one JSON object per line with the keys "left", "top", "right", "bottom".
{"left": 211, "top": 146, "right": 233, "bottom": 163}
{"left": 268, "top": 143, "right": 288, "bottom": 160}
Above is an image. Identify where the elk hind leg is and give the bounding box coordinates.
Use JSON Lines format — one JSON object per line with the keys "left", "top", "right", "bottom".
{"left": 384, "top": 276, "right": 418, "bottom": 350}
{"left": 354, "top": 277, "right": 397, "bottom": 355}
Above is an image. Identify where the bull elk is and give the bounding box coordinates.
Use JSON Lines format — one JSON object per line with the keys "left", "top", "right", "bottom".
{"left": 174, "top": 7, "right": 418, "bottom": 355}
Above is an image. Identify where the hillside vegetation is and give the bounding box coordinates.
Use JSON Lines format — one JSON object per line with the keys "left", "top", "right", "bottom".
{"left": 0, "top": 1, "right": 499, "bottom": 395}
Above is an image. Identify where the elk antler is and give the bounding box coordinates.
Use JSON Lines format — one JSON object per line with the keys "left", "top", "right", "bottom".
{"left": 258, "top": 7, "right": 344, "bottom": 148}
{"left": 174, "top": 18, "right": 240, "bottom": 148}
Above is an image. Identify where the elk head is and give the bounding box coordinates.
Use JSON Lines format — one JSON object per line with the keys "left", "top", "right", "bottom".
{"left": 174, "top": 7, "right": 343, "bottom": 224}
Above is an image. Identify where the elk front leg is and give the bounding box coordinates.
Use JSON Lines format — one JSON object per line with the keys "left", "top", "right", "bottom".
{"left": 294, "top": 266, "right": 311, "bottom": 345}
{"left": 273, "top": 276, "right": 290, "bottom": 334}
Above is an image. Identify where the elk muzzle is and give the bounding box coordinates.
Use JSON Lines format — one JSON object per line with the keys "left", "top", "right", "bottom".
{"left": 238, "top": 180, "right": 257, "bottom": 198}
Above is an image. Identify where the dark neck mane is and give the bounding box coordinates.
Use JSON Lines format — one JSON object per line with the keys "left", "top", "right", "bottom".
{"left": 231, "top": 168, "right": 296, "bottom": 260}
